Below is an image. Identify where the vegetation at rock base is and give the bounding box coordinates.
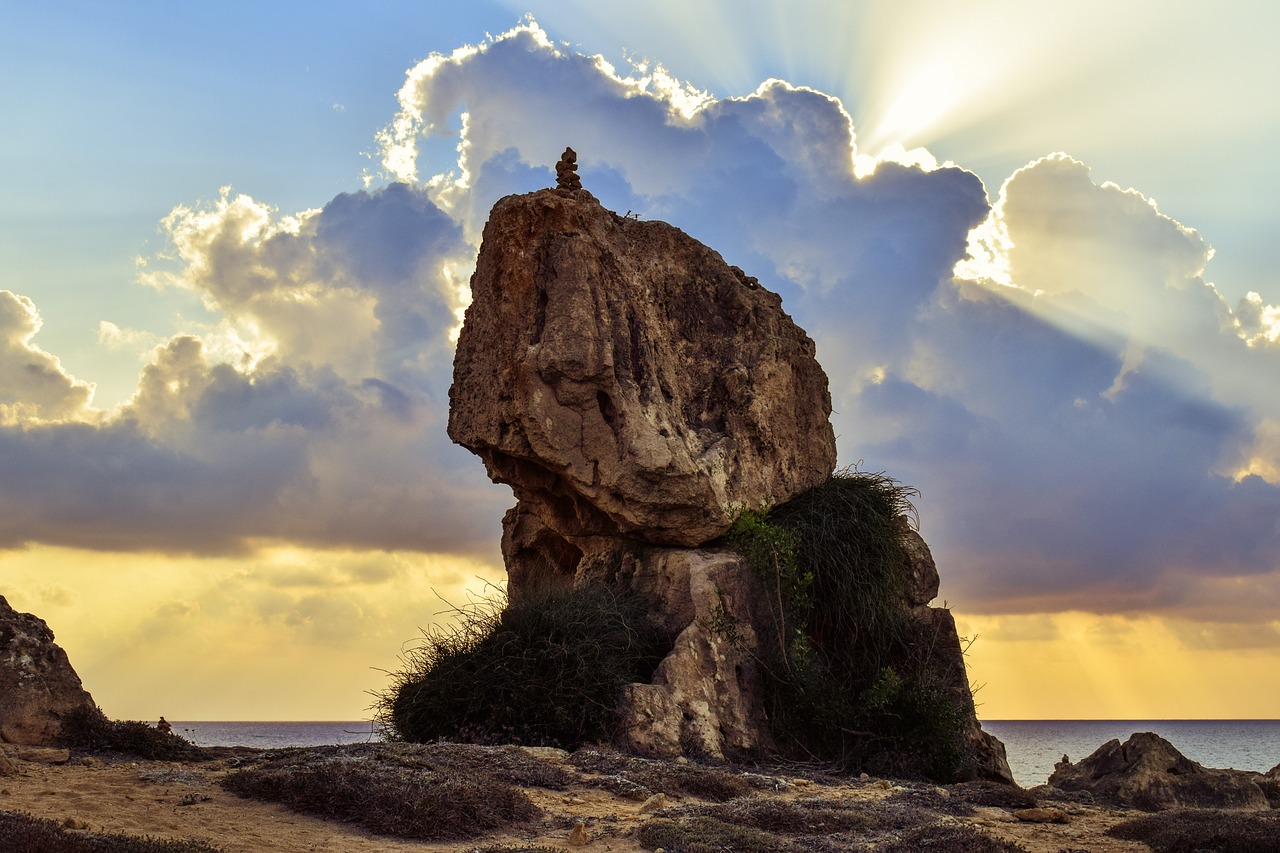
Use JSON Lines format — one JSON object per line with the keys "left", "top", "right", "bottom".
{"left": 725, "top": 468, "right": 969, "bottom": 781}
{"left": 60, "top": 706, "right": 200, "bottom": 761}
{"left": 0, "top": 810, "right": 221, "bottom": 853}
{"left": 1107, "top": 808, "right": 1280, "bottom": 853}
{"left": 374, "top": 585, "right": 663, "bottom": 750}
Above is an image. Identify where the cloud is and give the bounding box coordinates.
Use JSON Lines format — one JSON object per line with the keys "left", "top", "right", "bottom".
{"left": 2, "top": 20, "right": 1278, "bottom": 633}
{"left": 0, "top": 290, "right": 95, "bottom": 424}
{"left": 0, "top": 182, "right": 508, "bottom": 557}
{"left": 371, "top": 22, "right": 1280, "bottom": 622}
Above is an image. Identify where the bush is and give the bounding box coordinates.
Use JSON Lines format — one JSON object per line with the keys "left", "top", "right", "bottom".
{"left": 0, "top": 810, "right": 220, "bottom": 852}
{"left": 568, "top": 746, "right": 755, "bottom": 802}
{"left": 61, "top": 707, "right": 199, "bottom": 761}
{"left": 375, "top": 585, "right": 663, "bottom": 750}
{"left": 221, "top": 754, "right": 538, "bottom": 841}
{"left": 878, "top": 823, "right": 1030, "bottom": 853}
{"left": 1107, "top": 808, "right": 1280, "bottom": 853}
{"left": 725, "top": 470, "right": 969, "bottom": 780}
{"left": 636, "top": 816, "right": 792, "bottom": 853}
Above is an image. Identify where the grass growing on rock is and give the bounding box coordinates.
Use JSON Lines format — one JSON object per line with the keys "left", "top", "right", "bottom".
{"left": 1107, "top": 808, "right": 1280, "bottom": 853}
{"left": 0, "top": 810, "right": 221, "bottom": 853}
{"left": 724, "top": 469, "right": 969, "bottom": 780}
{"left": 220, "top": 745, "right": 541, "bottom": 841}
{"left": 375, "top": 585, "right": 663, "bottom": 749}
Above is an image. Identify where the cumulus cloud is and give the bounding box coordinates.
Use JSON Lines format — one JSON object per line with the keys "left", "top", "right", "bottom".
{"left": 2, "top": 20, "right": 1278, "bottom": 634}
{"left": 0, "top": 290, "right": 94, "bottom": 424}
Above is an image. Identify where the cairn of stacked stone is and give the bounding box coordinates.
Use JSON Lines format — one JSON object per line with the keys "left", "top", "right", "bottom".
{"left": 554, "top": 146, "right": 582, "bottom": 190}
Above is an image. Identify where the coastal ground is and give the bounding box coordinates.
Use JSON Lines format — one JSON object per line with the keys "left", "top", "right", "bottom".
{"left": 0, "top": 743, "right": 1157, "bottom": 852}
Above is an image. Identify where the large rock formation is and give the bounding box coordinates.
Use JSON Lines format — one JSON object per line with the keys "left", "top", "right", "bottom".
{"left": 448, "top": 167, "right": 1008, "bottom": 779}
{"left": 449, "top": 186, "right": 837, "bottom": 557}
{"left": 1048, "top": 732, "right": 1271, "bottom": 811}
{"left": 0, "top": 596, "right": 98, "bottom": 746}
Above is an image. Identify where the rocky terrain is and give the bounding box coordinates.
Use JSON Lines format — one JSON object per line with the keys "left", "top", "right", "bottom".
{"left": 3, "top": 734, "right": 1280, "bottom": 852}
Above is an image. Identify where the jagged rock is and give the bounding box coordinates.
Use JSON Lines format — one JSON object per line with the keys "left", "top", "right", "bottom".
{"left": 901, "top": 520, "right": 940, "bottom": 606}
{"left": 601, "top": 547, "right": 774, "bottom": 761}
{"left": 449, "top": 188, "right": 836, "bottom": 555}
{"left": 1047, "top": 732, "right": 1270, "bottom": 811}
{"left": 0, "top": 596, "right": 98, "bottom": 746}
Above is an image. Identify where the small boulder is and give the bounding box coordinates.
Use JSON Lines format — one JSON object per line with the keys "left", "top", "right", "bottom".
{"left": 0, "top": 596, "right": 98, "bottom": 746}
{"left": 1047, "top": 732, "right": 1269, "bottom": 811}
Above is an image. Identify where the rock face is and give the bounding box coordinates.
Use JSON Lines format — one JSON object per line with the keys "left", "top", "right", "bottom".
{"left": 449, "top": 186, "right": 837, "bottom": 555}
{"left": 448, "top": 174, "right": 1007, "bottom": 777}
{"left": 0, "top": 596, "right": 98, "bottom": 746}
{"left": 1048, "top": 732, "right": 1271, "bottom": 811}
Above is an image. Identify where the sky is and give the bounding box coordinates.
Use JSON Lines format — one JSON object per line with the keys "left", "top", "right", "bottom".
{"left": 2, "top": 0, "right": 1279, "bottom": 722}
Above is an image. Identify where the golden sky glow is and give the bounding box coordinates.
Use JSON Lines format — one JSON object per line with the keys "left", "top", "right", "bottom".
{"left": 4, "top": 5, "right": 1280, "bottom": 724}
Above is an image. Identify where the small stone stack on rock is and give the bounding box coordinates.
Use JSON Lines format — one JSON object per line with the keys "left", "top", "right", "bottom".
{"left": 554, "top": 146, "right": 582, "bottom": 190}
{"left": 447, "top": 175, "right": 1011, "bottom": 781}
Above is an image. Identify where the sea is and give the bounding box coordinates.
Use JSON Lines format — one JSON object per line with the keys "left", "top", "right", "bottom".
{"left": 170, "top": 719, "right": 1280, "bottom": 789}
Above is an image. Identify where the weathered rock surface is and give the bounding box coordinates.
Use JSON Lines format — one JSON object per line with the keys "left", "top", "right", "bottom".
{"left": 449, "top": 180, "right": 1008, "bottom": 779}
{"left": 1047, "top": 732, "right": 1270, "bottom": 811}
{"left": 449, "top": 187, "right": 836, "bottom": 553}
{"left": 0, "top": 596, "right": 98, "bottom": 746}
{"left": 595, "top": 547, "right": 774, "bottom": 761}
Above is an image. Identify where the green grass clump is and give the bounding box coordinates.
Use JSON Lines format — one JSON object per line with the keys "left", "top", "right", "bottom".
{"left": 375, "top": 585, "right": 663, "bottom": 750}
{"left": 60, "top": 707, "right": 200, "bottom": 761}
{"left": 0, "top": 811, "right": 220, "bottom": 853}
{"left": 221, "top": 753, "right": 538, "bottom": 841}
{"left": 636, "top": 816, "right": 793, "bottom": 853}
{"left": 1107, "top": 809, "right": 1280, "bottom": 853}
{"left": 725, "top": 469, "right": 969, "bottom": 781}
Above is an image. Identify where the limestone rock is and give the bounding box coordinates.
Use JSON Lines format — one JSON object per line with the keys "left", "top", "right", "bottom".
{"left": 449, "top": 188, "right": 836, "bottom": 551}
{"left": 0, "top": 596, "right": 98, "bottom": 746}
{"left": 604, "top": 548, "right": 774, "bottom": 761}
{"left": 901, "top": 520, "right": 940, "bottom": 606}
{"left": 1047, "top": 732, "right": 1270, "bottom": 811}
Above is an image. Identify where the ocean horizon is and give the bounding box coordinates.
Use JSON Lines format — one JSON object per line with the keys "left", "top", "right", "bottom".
{"left": 169, "top": 719, "right": 1280, "bottom": 788}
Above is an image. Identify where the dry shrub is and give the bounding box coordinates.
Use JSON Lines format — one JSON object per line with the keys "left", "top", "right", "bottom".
{"left": 636, "top": 816, "right": 792, "bottom": 852}
{"left": 569, "top": 747, "right": 754, "bottom": 801}
{"left": 362, "top": 742, "right": 574, "bottom": 790}
{"left": 221, "top": 753, "right": 538, "bottom": 841}
{"left": 60, "top": 707, "right": 199, "bottom": 761}
{"left": 878, "top": 823, "right": 1030, "bottom": 852}
{"left": 376, "top": 586, "right": 663, "bottom": 749}
{"left": 0, "top": 810, "right": 220, "bottom": 852}
{"left": 663, "top": 796, "right": 877, "bottom": 835}
{"left": 1107, "top": 808, "right": 1280, "bottom": 853}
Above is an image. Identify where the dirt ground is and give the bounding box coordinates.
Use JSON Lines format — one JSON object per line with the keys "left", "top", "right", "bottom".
{"left": 0, "top": 745, "right": 1154, "bottom": 852}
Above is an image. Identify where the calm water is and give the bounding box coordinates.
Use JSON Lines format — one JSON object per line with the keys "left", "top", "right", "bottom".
{"left": 169, "top": 721, "right": 381, "bottom": 750}
{"left": 984, "top": 720, "right": 1280, "bottom": 787}
{"left": 168, "top": 719, "right": 1280, "bottom": 789}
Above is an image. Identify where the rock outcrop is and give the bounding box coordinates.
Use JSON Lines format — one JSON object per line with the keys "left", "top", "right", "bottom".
{"left": 0, "top": 596, "right": 98, "bottom": 746}
{"left": 1047, "top": 732, "right": 1271, "bottom": 811}
{"left": 449, "top": 184, "right": 837, "bottom": 557}
{"left": 447, "top": 158, "right": 1007, "bottom": 778}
